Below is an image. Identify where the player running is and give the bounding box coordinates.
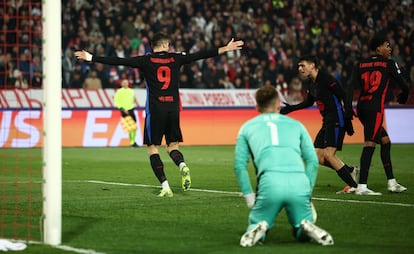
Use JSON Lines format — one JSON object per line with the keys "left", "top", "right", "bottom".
{"left": 75, "top": 33, "right": 243, "bottom": 197}
{"left": 346, "top": 33, "right": 410, "bottom": 195}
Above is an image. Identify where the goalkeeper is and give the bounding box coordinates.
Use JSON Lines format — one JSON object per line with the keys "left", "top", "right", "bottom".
{"left": 114, "top": 79, "right": 138, "bottom": 147}
{"left": 235, "top": 86, "right": 333, "bottom": 247}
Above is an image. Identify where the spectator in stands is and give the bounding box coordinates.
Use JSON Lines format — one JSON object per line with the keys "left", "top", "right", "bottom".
{"left": 115, "top": 71, "right": 130, "bottom": 88}
{"left": 14, "top": 69, "right": 28, "bottom": 89}
{"left": 70, "top": 71, "right": 84, "bottom": 89}
{"left": 62, "top": 48, "right": 75, "bottom": 87}
{"left": 220, "top": 75, "right": 235, "bottom": 89}
{"left": 94, "top": 63, "right": 112, "bottom": 89}
{"left": 5, "top": 61, "right": 17, "bottom": 88}
{"left": 250, "top": 66, "right": 265, "bottom": 88}
{"left": 179, "top": 73, "right": 192, "bottom": 89}
{"left": 17, "top": 51, "right": 31, "bottom": 82}
{"left": 121, "top": 15, "right": 136, "bottom": 40}
{"left": 275, "top": 73, "right": 288, "bottom": 98}
{"left": 233, "top": 77, "right": 244, "bottom": 89}
{"left": 194, "top": 72, "right": 207, "bottom": 89}
{"left": 31, "top": 55, "right": 42, "bottom": 88}
{"left": 138, "top": 37, "right": 152, "bottom": 56}
{"left": 83, "top": 70, "right": 102, "bottom": 89}
{"left": 286, "top": 76, "right": 304, "bottom": 105}
{"left": 263, "top": 62, "right": 278, "bottom": 86}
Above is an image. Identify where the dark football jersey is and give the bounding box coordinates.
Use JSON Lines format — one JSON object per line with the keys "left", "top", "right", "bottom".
{"left": 93, "top": 48, "right": 218, "bottom": 112}
{"left": 298, "top": 70, "right": 346, "bottom": 123}
{"left": 312, "top": 70, "right": 346, "bottom": 122}
{"left": 349, "top": 55, "right": 410, "bottom": 112}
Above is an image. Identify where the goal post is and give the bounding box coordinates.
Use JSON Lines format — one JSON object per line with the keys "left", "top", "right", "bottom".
{"left": 42, "top": 0, "right": 62, "bottom": 245}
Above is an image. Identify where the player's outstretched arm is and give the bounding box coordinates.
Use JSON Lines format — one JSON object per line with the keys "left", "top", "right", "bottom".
{"left": 218, "top": 38, "right": 244, "bottom": 54}
{"left": 74, "top": 50, "right": 93, "bottom": 62}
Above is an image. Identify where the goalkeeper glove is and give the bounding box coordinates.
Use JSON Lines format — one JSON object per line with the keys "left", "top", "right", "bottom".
{"left": 244, "top": 193, "right": 256, "bottom": 209}
{"left": 280, "top": 103, "right": 294, "bottom": 115}
{"left": 397, "top": 92, "right": 408, "bottom": 104}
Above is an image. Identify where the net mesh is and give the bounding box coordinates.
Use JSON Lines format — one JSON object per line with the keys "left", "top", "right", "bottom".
{"left": 0, "top": 0, "right": 43, "bottom": 241}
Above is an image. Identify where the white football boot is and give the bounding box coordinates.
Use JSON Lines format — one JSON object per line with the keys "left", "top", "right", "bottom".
{"left": 240, "top": 221, "right": 268, "bottom": 247}
{"left": 300, "top": 220, "right": 334, "bottom": 246}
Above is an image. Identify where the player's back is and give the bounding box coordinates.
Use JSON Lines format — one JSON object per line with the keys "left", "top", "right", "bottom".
{"left": 139, "top": 52, "right": 183, "bottom": 111}
{"left": 356, "top": 56, "right": 393, "bottom": 111}
{"left": 240, "top": 113, "right": 309, "bottom": 173}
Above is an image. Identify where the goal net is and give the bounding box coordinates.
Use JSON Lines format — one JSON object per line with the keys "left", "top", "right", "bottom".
{"left": 0, "top": 0, "right": 43, "bottom": 241}
{"left": 1, "top": 0, "right": 61, "bottom": 245}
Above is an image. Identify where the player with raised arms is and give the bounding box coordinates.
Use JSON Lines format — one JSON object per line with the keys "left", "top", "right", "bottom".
{"left": 75, "top": 33, "right": 244, "bottom": 197}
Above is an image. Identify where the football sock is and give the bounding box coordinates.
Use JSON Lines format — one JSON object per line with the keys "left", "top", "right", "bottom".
{"left": 388, "top": 178, "right": 397, "bottom": 185}
{"left": 161, "top": 180, "right": 170, "bottom": 190}
{"left": 169, "top": 150, "right": 184, "bottom": 167}
{"left": 359, "top": 146, "right": 375, "bottom": 184}
{"left": 130, "top": 130, "right": 137, "bottom": 145}
{"left": 346, "top": 164, "right": 354, "bottom": 173}
{"left": 380, "top": 142, "right": 394, "bottom": 179}
{"left": 178, "top": 162, "right": 186, "bottom": 171}
{"left": 357, "top": 183, "right": 367, "bottom": 190}
{"left": 150, "top": 154, "right": 167, "bottom": 183}
{"left": 337, "top": 166, "right": 357, "bottom": 187}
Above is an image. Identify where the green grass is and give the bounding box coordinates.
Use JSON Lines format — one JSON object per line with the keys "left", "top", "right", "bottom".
{"left": 1, "top": 144, "right": 414, "bottom": 253}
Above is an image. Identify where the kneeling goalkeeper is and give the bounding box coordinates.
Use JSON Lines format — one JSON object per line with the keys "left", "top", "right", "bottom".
{"left": 234, "top": 86, "right": 333, "bottom": 247}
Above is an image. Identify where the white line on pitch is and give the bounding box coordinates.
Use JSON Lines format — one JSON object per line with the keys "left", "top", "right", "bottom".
{"left": 23, "top": 241, "right": 106, "bottom": 254}
{"left": 54, "top": 244, "right": 106, "bottom": 254}
{"left": 312, "top": 197, "right": 414, "bottom": 207}
{"left": 71, "top": 180, "right": 414, "bottom": 208}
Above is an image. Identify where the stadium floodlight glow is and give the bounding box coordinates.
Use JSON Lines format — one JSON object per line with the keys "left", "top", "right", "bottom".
{"left": 42, "top": 0, "right": 62, "bottom": 245}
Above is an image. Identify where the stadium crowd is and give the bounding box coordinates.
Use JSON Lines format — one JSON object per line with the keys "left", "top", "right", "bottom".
{"left": 1, "top": 0, "right": 414, "bottom": 104}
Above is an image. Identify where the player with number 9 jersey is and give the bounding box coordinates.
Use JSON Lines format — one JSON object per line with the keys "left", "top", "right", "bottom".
{"left": 75, "top": 33, "right": 244, "bottom": 196}
{"left": 93, "top": 44, "right": 221, "bottom": 145}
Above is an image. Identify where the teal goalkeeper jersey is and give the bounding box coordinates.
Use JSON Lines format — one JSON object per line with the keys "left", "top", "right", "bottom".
{"left": 234, "top": 113, "right": 318, "bottom": 195}
{"left": 114, "top": 88, "right": 135, "bottom": 110}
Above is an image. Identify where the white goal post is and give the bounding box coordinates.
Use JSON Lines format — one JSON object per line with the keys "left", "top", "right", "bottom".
{"left": 42, "top": 0, "right": 62, "bottom": 245}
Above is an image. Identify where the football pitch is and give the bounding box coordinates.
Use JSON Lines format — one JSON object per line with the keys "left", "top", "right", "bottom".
{"left": 2, "top": 144, "right": 414, "bottom": 254}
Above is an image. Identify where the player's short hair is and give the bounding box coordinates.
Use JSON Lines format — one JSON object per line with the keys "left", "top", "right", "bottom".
{"left": 255, "top": 86, "right": 279, "bottom": 112}
{"left": 369, "top": 34, "right": 388, "bottom": 51}
{"left": 299, "top": 54, "right": 319, "bottom": 68}
{"left": 151, "top": 33, "right": 170, "bottom": 48}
